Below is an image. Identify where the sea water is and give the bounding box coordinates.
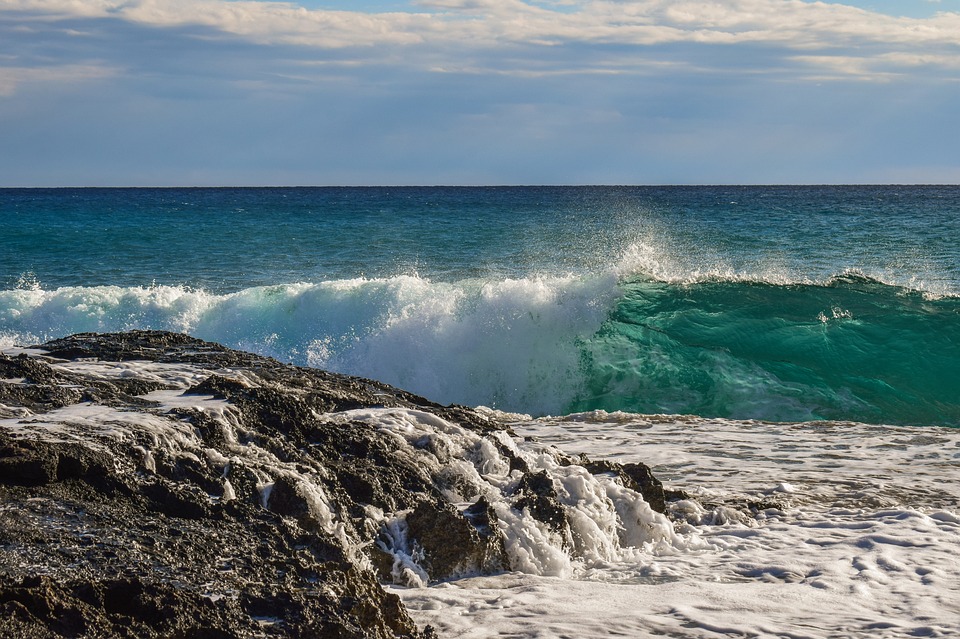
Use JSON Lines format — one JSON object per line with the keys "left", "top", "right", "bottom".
{"left": 3, "top": 186, "right": 959, "bottom": 426}
{"left": 2, "top": 186, "right": 959, "bottom": 636}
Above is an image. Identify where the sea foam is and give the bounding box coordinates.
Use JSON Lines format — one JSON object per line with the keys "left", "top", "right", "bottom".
{"left": 0, "top": 274, "right": 621, "bottom": 415}
{"left": 393, "top": 414, "right": 960, "bottom": 639}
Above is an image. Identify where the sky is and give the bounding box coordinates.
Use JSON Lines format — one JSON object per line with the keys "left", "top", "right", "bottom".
{"left": 1, "top": 0, "right": 959, "bottom": 186}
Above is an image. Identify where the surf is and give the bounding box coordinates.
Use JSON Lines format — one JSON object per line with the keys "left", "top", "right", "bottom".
{"left": 0, "top": 274, "right": 620, "bottom": 415}
{"left": 2, "top": 267, "right": 957, "bottom": 426}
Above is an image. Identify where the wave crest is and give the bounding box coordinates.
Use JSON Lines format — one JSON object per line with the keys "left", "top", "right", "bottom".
{"left": 1, "top": 274, "right": 622, "bottom": 415}
{"left": 3, "top": 269, "right": 958, "bottom": 425}
{"left": 616, "top": 241, "right": 958, "bottom": 299}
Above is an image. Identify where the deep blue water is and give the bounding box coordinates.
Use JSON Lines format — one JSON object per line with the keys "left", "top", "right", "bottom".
{"left": 2, "top": 186, "right": 958, "bottom": 425}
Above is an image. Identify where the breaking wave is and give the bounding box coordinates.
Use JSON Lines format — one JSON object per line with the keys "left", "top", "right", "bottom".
{"left": 2, "top": 264, "right": 958, "bottom": 426}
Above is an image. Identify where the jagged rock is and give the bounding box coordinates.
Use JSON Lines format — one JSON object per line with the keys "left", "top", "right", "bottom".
{"left": 0, "top": 332, "right": 439, "bottom": 638}
{"left": 0, "top": 440, "right": 58, "bottom": 486}
{"left": 0, "top": 330, "right": 675, "bottom": 637}
{"left": 579, "top": 457, "right": 668, "bottom": 514}
{"left": 513, "top": 470, "right": 569, "bottom": 532}
{"left": 404, "top": 498, "right": 506, "bottom": 579}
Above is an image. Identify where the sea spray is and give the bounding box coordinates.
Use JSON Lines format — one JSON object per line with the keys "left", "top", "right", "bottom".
{"left": 307, "top": 275, "right": 621, "bottom": 413}
{"left": 0, "top": 274, "right": 622, "bottom": 416}
{"left": 333, "top": 407, "right": 690, "bottom": 583}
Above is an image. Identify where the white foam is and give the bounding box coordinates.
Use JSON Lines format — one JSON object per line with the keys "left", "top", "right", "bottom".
{"left": 378, "top": 512, "right": 431, "bottom": 588}
{"left": 617, "top": 239, "right": 804, "bottom": 286}
{"left": 55, "top": 360, "right": 214, "bottom": 390}
{"left": 391, "top": 414, "right": 960, "bottom": 638}
{"left": 332, "top": 407, "right": 691, "bottom": 584}
{"left": 0, "top": 402, "right": 202, "bottom": 459}
{"left": 616, "top": 239, "right": 960, "bottom": 298}
{"left": 221, "top": 478, "right": 236, "bottom": 502}
{"left": 0, "top": 275, "right": 622, "bottom": 415}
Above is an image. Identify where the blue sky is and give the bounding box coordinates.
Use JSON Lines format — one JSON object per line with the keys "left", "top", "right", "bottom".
{"left": 1, "top": 0, "right": 959, "bottom": 185}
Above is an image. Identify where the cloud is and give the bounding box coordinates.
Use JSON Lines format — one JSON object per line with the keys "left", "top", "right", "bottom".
{"left": 1, "top": 0, "right": 958, "bottom": 185}
{"left": 3, "top": 0, "right": 960, "bottom": 69}
{"left": 790, "top": 50, "right": 960, "bottom": 82}
{"left": 5, "top": 1, "right": 959, "bottom": 109}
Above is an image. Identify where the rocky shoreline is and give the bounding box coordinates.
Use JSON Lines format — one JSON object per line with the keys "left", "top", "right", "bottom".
{"left": 0, "top": 331, "right": 673, "bottom": 638}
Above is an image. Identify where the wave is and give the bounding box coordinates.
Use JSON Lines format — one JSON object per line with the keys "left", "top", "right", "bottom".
{"left": 616, "top": 240, "right": 960, "bottom": 298}
{"left": 0, "top": 275, "right": 620, "bottom": 416}
{"left": 577, "top": 273, "right": 960, "bottom": 426}
{"left": 2, "top": 269, "right": 958, "bottom": 426}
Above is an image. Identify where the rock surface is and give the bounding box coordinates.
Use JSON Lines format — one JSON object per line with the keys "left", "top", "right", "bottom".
{"left": 0, "top": 331, "right": 673, "bottom": 638}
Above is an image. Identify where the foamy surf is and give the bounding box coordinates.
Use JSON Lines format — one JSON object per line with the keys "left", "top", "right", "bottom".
{"left": 393, "top": 413, "right": 960, "bottom": 638}
{"left": 0, "top": 274, "right": 622, "bottom": 415}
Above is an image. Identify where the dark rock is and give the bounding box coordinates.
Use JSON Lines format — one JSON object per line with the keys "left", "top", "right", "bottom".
{"left": 141, "top": 479, "right": 213, "bottom": 519}
{"left": 0, "top": 356, "right": 84, "bottom": 410}
{"left": 0, "top": 331, "right": 673, "bottom": 637}
{"left": 0, "top": 440, "right": 58, "bottom": 486}
{"left": 513, "top": 469, "right": 568, "bottom": 532}
{"left": 405, "top": 498, "right": 506, "bottom": 579}
{"left": 0, "top": 332, "right": 439, "bottom": 638}
{"left": 581, "top": 458, "right": 667, "bottom": 514}
{"left": 621, "top": 462, "right": 667, "bottom": 514}
{"left": 266, "top": 474, "right": 310, "bottom": 519}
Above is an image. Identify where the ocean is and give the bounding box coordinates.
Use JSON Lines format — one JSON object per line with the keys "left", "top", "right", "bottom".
{"left": 2, "top": 185, "right": 959, "bottom": 636}
{"left": 4, "top": 185, "right": 959, "bottom": 425}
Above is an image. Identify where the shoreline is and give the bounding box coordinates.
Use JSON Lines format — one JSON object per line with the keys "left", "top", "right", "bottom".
{"left": 0, "top": 330, "right": 686, "bottom": 638}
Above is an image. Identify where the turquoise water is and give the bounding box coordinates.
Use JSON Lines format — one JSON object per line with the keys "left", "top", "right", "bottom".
{"left": 579, "top": 275, "right": 959, "bottom": 424}
{"left": 2, "top": 186, "right": 958, "bottom": 425}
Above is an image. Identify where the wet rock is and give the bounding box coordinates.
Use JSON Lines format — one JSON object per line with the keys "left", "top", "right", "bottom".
{"left": 580, "top": 457, "right": 668, "bottom": 514}
{"left": 405, "top": 498, "right": 506, "bottom": 579}
{"left": 0, "top": 440, "right": 58, "bottom": 486}
{"left": 0, "top": 331, "right": 671, "bottom": 637}
{"left": 0, "top": 332, "right": 437, "bottom": 638}
{"left": 513, "top": 470, "right": 569, "bottom": 532}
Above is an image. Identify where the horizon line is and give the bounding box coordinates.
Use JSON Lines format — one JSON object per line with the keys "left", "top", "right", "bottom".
{"left": 2, "top": 183, "right": 959, "bottom": 189}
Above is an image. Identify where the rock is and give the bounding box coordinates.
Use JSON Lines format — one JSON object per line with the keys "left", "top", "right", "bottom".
{"left": 0, "top": 330, "right": 675, "bottom": 637}
{"left": 513, "top": 470, "right": 569, "bottom": 532}
{"left": 579, "top": 458, "right": 668, "bottom": 514}
{"left": 0, "top": 440, "right": 58, "bottom": 486}
{"left": 404, "top": 498, "right": 506, "bottom": 578}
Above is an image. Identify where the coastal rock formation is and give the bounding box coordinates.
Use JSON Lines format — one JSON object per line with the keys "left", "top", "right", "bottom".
{"left": 0, "top": 331, "right": 675, "bottom": 638}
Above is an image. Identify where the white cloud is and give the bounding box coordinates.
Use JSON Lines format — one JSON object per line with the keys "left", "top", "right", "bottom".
{"left": 793, "top": 49, "right": 960, "bottom": 82}
{"left": 5, "top": 0, "right": 960, "bottom": 48}
{"left": 3, "top": 0, "right": 960, "bottom": 85}
{"left": 0, "top": 0, "right": 122, "bottom": 18}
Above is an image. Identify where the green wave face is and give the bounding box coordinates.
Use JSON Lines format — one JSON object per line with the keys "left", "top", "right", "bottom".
{"left": 575, "top": 275, "right": 960, "bottom": 426}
